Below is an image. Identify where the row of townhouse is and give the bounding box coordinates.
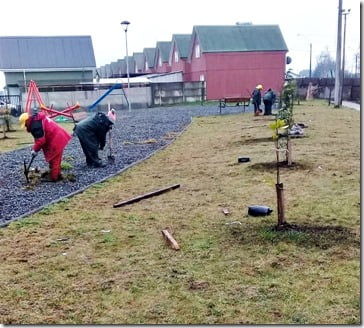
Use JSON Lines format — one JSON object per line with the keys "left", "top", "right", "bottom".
{"left": 98, "top": 24, "right": 289, "bottom": 100}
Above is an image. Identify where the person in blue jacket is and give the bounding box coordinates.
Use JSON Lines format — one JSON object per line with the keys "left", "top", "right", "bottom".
{"left": 251, "top": 84, "right": 263, "bottom": 116}
{"left": 73, "top": 112, "right": 114, "bottom": 167}
{"left": 263, "top": 88, "right": 276, "bottom": 115}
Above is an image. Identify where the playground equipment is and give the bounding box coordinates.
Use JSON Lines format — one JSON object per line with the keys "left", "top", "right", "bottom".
{"left": 23, "top": 80, "right": 128, "bottom": 124}
{"left": 88, "top": 83, "right": 129, "bottom": 111}
{"left": 25, "top": 80, "right": 80, "bottom": 121}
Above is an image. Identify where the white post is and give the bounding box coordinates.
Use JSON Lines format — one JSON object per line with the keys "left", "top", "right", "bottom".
{"left": 334, "top": 0, "right": 343, "bottom": 107}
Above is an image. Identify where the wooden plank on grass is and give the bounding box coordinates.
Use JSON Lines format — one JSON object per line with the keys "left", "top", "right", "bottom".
{"left": 161, "top": 229, "right": 180, "bottom": 250}
{"left": 113, "top": 184, "right": 180, "bottom": 208}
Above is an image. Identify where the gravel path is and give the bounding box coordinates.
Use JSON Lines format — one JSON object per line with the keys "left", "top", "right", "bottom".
{"left": 0, "top": 103, "right": 253, "bottom": 226}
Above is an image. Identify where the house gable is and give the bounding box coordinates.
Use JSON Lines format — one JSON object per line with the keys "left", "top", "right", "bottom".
{"left": 154, "top": 41, "right": 172, "bottom": 69}
{"left": 133, "top": 52, "right": 145, "bottom": 73}
{"left": 143, "top": 48, "right": 156, "bottom": 72}
{"left": 169, "top": 34, "right": 191, "bottom": 64}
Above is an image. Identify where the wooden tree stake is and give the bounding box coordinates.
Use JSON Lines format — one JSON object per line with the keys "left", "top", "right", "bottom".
{"left": 113, "top": 184, "right": 180, "bottom": 208}
{"left": 276, "top": 183, "right": 286, "bottom": 226}
{"left": 161, "top": 229, "right": 180, "bottom": 250}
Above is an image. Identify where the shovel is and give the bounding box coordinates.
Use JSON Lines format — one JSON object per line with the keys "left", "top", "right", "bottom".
{"left": 23, "top": 153, "right": 37, "bottom": 183}
{"left": 107, "top": 131, "right": 115, "bottom": 162}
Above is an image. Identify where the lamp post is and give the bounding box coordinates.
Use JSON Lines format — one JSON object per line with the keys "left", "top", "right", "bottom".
{"left": 341, "top": 9, "right": 350, "bottom": 105}
{"left": 121, "top": 20, "right": 131, "bottom": 111}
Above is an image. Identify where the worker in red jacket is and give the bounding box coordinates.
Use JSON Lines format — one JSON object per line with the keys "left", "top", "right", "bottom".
{"left": 19, "top": 110, "right": 72, "bottom": 182}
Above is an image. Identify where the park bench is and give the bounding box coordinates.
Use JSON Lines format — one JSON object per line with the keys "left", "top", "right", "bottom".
{"left": 219, "top": 96, "right": 250, "bottom": 114}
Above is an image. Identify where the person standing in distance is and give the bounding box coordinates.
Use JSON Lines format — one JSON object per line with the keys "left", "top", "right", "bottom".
{"left": 251, "top": 84, "right": 263, "bottom": 116}
{"left": 263, "top": 88, "right": 276, "bottom": 115}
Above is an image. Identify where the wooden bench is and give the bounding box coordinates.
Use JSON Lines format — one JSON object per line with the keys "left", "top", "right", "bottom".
{"left": 219, "top": 97, "right": 250, "bottom": 114}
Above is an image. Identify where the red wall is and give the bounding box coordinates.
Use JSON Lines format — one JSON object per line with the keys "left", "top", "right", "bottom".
{"left": 186, "top": 51, "right": 287, "bottom": 100}
{"left": 170, "top": 58, "right": 188, "bottom": 73}
{"left": 155, "top": 62, "right": 171, "bottom": 73}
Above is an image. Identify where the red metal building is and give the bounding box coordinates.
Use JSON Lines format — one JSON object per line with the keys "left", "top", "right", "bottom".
{"left": 143, "top": 47, "right": 156, "bottom": 73}
{"left": 154, "top": 41, "right": 172, "bottom": 73}
{"left": 169, "top": 34, "right": 191, "bottom": 77}
{"left": 184, "top": 24, "right": 288, "bottom": 100}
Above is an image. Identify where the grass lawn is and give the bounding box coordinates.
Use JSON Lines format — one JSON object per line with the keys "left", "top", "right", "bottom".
{"left": 0, "top": 100, "right": 360, "bottom": 324}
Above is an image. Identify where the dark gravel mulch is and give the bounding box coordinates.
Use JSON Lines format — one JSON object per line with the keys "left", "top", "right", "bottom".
{"left": 0, "top": 103, "right": 253, "bottom": 226}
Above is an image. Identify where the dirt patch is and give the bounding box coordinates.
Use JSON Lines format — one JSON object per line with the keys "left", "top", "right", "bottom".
{"left": 271, "top": 223, "right": 360, "bottom": 249}
{"left": 227, "top": 222, "right": 359, "bottom": 250}
{"left": 240, "top": 136, "right": 273, "bottom": 144}
{"left": 249, "top": 160, "right": 314, "bottom": 171}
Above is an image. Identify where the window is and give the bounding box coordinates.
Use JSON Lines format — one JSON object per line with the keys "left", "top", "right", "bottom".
{"left": 145, "top": 61, "right": 148, "bottom": 70}
{"left": 174, "top": 50, "right": 179, "bottom": 63}
{"left": 195, "top": 44, "right": 200, "bottom": 58}
{"left": 199, "top": 74, "right": 205, "bottom": 81}
{"left": 158, "top": 56, "right": 162, "bottom": 67}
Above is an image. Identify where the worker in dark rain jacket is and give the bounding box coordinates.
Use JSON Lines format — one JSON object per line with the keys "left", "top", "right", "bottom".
{"left": 73, "top": 112, "right": 114, "bottom": 167}
{"left": 251, "top": 84, "right": 263, "bottom": 116}
{"left": 19, "top": 109, "right": 72, "bottom": 181}
{"left": 263, "top": 88, "right": 276, "bottom": 115}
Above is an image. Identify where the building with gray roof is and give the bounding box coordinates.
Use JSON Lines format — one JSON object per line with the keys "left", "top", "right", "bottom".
{"left": 0, "top": 35, "right": 96, "bottom": 94}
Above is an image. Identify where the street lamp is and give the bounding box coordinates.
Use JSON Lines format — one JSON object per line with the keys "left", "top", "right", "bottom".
{"left": 121, "top": 20, "right": 131, "bottom": 111}
{"left": 341, "top": 8, "right": 350, "bottom": 104}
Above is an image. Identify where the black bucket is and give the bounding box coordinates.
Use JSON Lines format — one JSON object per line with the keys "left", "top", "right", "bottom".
{"left": 248, "top": 205, "right": 273, "bottom": 216}
{"left": 238, "top": 157, "right": 250, "bottom": 163}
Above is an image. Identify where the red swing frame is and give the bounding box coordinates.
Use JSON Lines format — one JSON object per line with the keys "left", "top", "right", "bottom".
{"left": 25, "top": 80, "right": 80, "bottom": 119}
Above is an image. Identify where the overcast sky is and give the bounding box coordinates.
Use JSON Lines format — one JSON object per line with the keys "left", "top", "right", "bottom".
{"left": 0, "top": 0, "right": 361, "bottom": 88}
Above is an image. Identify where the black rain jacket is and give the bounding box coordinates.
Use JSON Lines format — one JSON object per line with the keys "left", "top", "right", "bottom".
{"left": 74, "top": 112, "right": 113, "bottom": 153}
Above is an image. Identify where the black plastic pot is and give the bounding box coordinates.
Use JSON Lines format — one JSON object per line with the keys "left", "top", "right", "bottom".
{"left": 248, "top": 205, "right": 273, "bottom": 216}
{"left": 238, "top": 157, "right": 250, "bottom": 163}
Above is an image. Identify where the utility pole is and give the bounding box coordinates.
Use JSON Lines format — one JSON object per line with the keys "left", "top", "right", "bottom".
{"left": 309, "top": 43, "right": 312, "bottom": 79}
{"left": 341, "top": 9, "right": 350, "bottom": 104}
{"left": 334, "top": 0, "right": 343, "bottom": 107}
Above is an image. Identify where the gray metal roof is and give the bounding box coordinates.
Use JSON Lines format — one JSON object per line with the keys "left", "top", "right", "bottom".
{"left": 116, "top": 59, "right": 126, "bottom": 75}
{"left": 105, "top": 64, "right": 112, "bottom": 77}
{"left": 0, "top": 36, "right": 96, "bottom": 70}
{"left": 110, "top": 61, "right": 120, "bottom": 75}
{"left": 192, "top": 25, "right": 288, "bottom": 53}
{"left": 172, "top": 34, "right": 191, "bottom": 58}
{"left": 156, "top": 41, "right": 172, "bottom": 63}
{"left": 124, "top": 56, "right": 135, "bottom": 74}
{"left": 143, "top": 48, "right": 156, "bottom": 69}
{"left": 133, "top": 52, "right": 144, "bottom": 71}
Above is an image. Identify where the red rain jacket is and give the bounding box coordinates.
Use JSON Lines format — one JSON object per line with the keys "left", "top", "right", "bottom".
{"left": 26, "top": 112, "right": 71, "bottom": 162}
